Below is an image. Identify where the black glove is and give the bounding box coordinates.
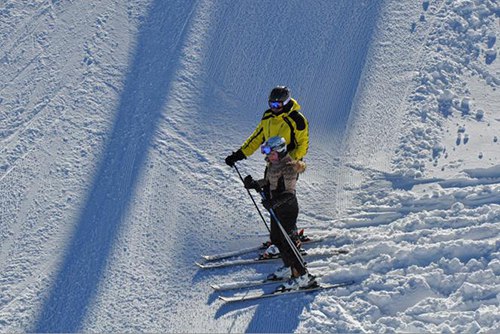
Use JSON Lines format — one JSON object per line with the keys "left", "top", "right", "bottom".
{"left": 225, "top": 149, "right": 246, "bottom": 167}
{"left": 243, "top": 175, "right": 261, "bottom": 191}
{"left": 261, "top": 198, "right": 273, "bottom": 210}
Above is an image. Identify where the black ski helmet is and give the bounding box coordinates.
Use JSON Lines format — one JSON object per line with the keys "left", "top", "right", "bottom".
{"left": 269, "top": 86, "right": 291, "bottom": 105}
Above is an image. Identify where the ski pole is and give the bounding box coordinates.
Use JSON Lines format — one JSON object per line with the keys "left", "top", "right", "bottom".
{"left": 233, "top": 164, "right": 271, "bottom": 233}
{"left": 260, "top": 191, "right": 307, "bottom": 270}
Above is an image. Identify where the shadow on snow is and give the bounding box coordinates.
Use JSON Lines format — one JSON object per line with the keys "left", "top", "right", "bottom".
{"left": 215, "top": 294, "right": 310, "bottom": 333}
{"left": 33, "top": 0, "right": 197, "bottom": 331}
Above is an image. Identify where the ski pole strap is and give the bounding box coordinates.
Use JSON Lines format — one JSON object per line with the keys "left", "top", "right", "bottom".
{"left": 233, "top": 164, "right": 271, "bottom": 233}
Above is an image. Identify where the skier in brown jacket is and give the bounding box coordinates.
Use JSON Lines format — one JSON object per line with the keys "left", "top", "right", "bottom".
{"left": 243, "top": 136, "right": 317, "bottom": 290}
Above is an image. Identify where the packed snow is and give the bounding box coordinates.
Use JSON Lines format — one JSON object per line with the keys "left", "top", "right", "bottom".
{"left": 0, "top": 0, "right": 498, "bottom": 333}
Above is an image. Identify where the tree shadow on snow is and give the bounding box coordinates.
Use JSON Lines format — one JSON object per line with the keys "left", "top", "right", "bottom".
{"left": 32, "top": 0, "right": 197, "bottom": 332}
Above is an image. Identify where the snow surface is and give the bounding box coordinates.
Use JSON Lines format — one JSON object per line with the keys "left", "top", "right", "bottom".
{"left": 0, "top": 0, "right": 499, "bottom": 332}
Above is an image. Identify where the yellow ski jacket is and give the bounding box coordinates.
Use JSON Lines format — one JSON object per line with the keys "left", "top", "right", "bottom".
{"left": 240, "top": 99, "right": 309, "bottom": 161}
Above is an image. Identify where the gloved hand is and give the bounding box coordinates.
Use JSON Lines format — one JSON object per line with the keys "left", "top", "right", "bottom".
{"left": 225, "top": 149, "right": 246, "bottom": 167}
{"left": 261, "top": 198, "right": 273, "bottom": 210}
{"left": 243, "top": 175, "right": 261, "bottom": 191}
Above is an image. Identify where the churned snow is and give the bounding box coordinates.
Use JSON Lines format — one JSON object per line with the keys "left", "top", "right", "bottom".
{"left": 0, "top": 0, "right": 499, "bottom": 333}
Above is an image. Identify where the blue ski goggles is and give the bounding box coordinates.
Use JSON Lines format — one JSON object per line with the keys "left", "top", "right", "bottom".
{"left": 268, "top": 101, "right": 284, "bottom": 109}
{"left": 261, "top": 145, "right": 273, "bottom": 155}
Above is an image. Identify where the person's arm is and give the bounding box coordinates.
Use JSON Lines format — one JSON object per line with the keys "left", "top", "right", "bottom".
{"left": 240, "top": 119, "right": 266, "bottom": 158}
{"left": 289, "top": 111, "right": 309, "bottom": 160}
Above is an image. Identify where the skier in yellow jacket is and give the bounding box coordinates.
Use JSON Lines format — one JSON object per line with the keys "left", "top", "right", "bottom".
{"left": 225, "top": 86, "right": 309, "bottom": 166}
{"left": 225, "top": 86, "right": 310, "bottom": 280}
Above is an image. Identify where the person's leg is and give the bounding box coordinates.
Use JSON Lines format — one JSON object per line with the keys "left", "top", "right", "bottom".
{"left": 270, "top": 215, "right": 292, "bottom": 267}
{"left": 273, "top": 197, "right": 306, "bottom": 276}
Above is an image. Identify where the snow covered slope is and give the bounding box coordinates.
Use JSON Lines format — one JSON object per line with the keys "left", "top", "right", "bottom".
{"left": 0, "top": 0, "right": 498, "bottom": 332}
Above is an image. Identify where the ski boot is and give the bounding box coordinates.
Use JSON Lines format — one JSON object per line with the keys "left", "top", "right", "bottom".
{"left": 297, "top": 229, "right": 311, "bottom": 243}
{"left": 267, "top": 265, "right": 291, "bottom": 281}
{"left": 276, "top": 273, "right": 318, "bottom": 292}
{"left": 261, "top": 244, "right": 280, "bottom": 259}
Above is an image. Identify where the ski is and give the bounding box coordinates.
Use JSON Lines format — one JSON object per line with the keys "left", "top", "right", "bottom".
{"left": 211, "top": 272, "right": 324, "bottom": 291}
{"left": 195, "top": 248, "right": 348, "bottom": 269}
{"left": 201, "top": 234, "right": 326, "bottom": 262}
{"left": 219, "top": 281, "right": 355, "bottom": 303}
{"left": 201, "top": 244, "right": 266, "bottom": 262}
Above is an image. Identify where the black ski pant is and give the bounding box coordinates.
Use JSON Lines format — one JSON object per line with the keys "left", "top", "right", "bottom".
{"left": 269, "top": 195, "right": 307, "bottom": 276}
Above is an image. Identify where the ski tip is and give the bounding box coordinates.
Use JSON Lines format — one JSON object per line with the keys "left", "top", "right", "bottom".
{"left": 218, "top": 295, "right": 253, "bottom": 303}
{"left": 218, "top": 295, "right": 232, "bottom": 302}
{"left": 194, "top": 261, "right": 207, "bottom": 268}
{"left": 211, "top": 284, "right": 221, "bottom": 290}
{"left": 323, "top": 280, "right": 356, "bottom": 289}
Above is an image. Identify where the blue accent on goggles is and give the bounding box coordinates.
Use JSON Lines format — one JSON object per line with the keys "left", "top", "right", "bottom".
{"left": 269, "top": 101, "right": 283, "bottom": 109}
{"left": 261, "top": 145, "right": 272, "bottom": 155}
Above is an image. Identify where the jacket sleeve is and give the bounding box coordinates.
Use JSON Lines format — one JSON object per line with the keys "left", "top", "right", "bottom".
{"left": 240, "top": 120, "right": 266, "bottom": 158}
{"left": 291, "top": 114, "right": 309, "bottom": 160}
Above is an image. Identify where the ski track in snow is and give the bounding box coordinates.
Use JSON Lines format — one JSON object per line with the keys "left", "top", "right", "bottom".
{"left": 0, "top": 0, "right": 499, "bottom": 333}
